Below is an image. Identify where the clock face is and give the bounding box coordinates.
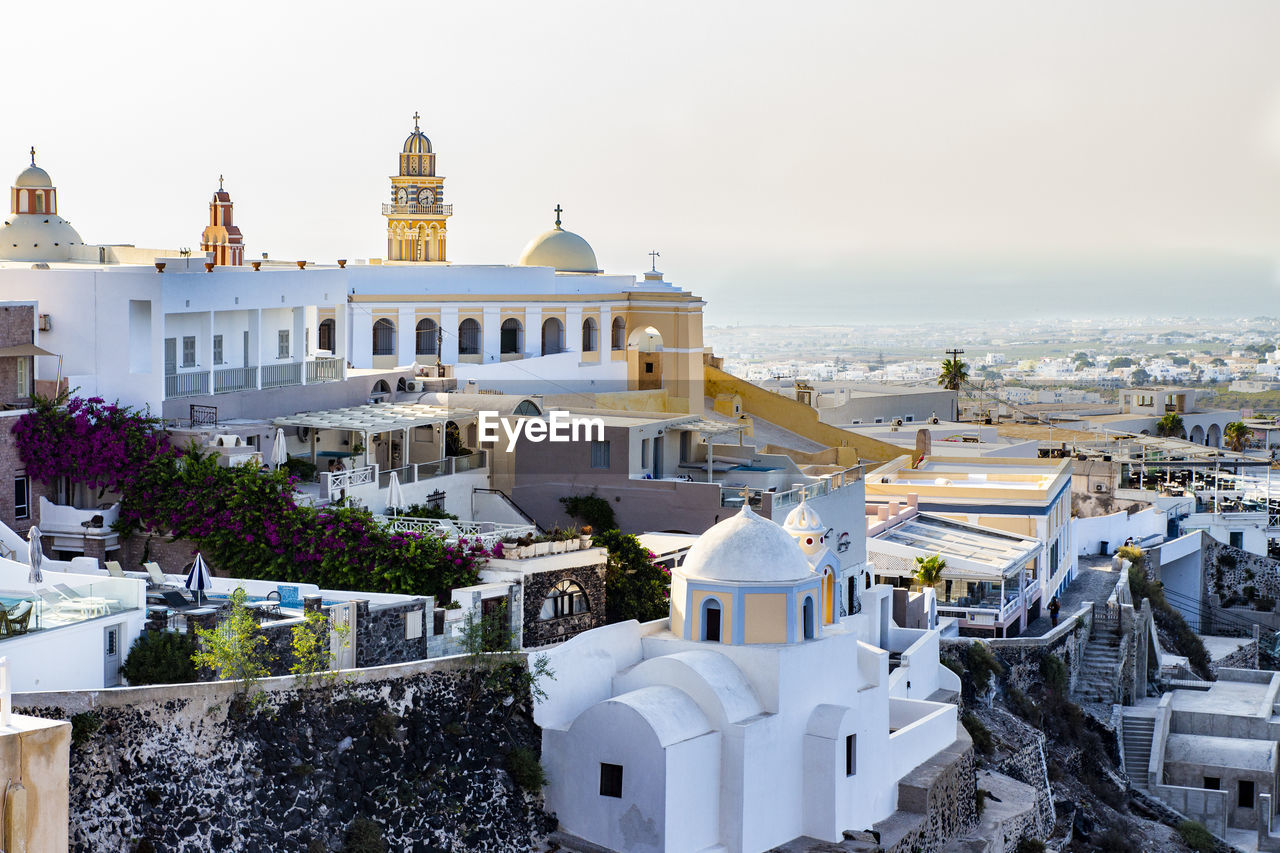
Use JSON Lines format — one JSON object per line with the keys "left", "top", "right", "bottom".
{"left": 396, "top": 189, "right": 408, "bottom": 204}
{"left": 418, "top": 189, "right": 435, "bottom": 206}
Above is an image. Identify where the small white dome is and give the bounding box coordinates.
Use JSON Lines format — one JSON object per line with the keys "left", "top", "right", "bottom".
{"left": 783, "top": 501, "right": 824, "bottom": 537}
{"left": 0, "top": 214, "right": 83, "bottom": 262}
{"left": 14, "top": 165, "right": 52, "bottom": 188}
{"left": 680, "top": 506, "right": 814, "bottom": 583}
{"left": 518, "top": 226, "right": 600, "bottom": 273}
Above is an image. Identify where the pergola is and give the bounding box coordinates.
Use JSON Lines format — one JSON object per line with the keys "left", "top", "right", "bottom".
{"left": 273, "top": 402, "right": 478, "bottom": 470}
{"left": 678, "top": 418, "right": 749, "bottom": 482}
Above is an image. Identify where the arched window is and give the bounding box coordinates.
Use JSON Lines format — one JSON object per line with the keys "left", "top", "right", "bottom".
{"left": 513, "top": 399, "right": 542, "bottom": 416}
{"left": 541, "top": 318, "right": 564, "bottom": 356}
{"left": 415, "top": 318, "right": 438, "bottom": 355}
{"left": 540, "top": 579, "right": 590, "bottom": 620}
{"left": 802, "top": 595, "right": 815, "bottom": 640}
{"left": 372, "top": 318, "right": 396, "bottom": 356}
{"left": 33, "top": 193, "right": 43, "bottom": 214}
{"left": 317, "top": 319, "right": 335, "bottom": 353}
{"left": 611, "top": 317, "right": 626, "bottom": 351}
{"left": 458, "top": 318, "right": 481, "bottom": 355}
{"left": 701, "top": 598, "right": 722, "bottom": 642}
{"left": 500, "top": 318, "right": 523, "bottom": 354}
{"left": 582, "top": 317, "right": 598, "bottom": 352}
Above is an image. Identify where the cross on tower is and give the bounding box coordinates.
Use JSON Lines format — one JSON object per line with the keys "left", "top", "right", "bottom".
{"left": 412, "top": 111, "right": 421, "bottom": 130}
{"left": 29, "top": 146, "right": 35, "bottom": 165}
{"left": 554, "top": 204, "right": 563, "bottom": 227}
{"left": 218, "top": 174, "right": 224, "bottom": 190}
{"left": 649, "top": 250, "right": 660, "bottom": 272}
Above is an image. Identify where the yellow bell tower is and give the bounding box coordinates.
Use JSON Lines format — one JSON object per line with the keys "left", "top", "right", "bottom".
{"left": 384, "top": 112, "right": 451, "bottom": 263}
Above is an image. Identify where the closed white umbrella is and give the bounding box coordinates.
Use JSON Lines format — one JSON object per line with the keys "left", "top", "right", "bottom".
{"left": 25, "top": 526, "right": 43, "bottom": 587}
{"left": 386, "top": 470, "right": 406, "bottom": 517}
{"left": 271, "top": 428, "right": 288, "bottom": 469}
{"left": 185, "top": 553, "right": 212, "bottom": 606}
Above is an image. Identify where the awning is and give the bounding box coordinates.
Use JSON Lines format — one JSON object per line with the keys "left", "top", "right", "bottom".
{"left": 273, "top": 401, "right": 477, "bottom": 433}
{"left": 0, "top": 344, "right": 56, "bottom": 357}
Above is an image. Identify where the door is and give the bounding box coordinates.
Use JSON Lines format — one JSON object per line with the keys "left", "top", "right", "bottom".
{"left": 652, "top": 435, "right": 663, "bottom": 479}
{"left": 103, "top": 625, "right": 121, "bottom": 687}
{"left": 164, "top": 338, "right": 176, "bottom": 375}
{"left": 243, "top": 330, "right": 250, "bottom": 368}
{"left": 329, "top": 603, "right": 356, "bottom": 670}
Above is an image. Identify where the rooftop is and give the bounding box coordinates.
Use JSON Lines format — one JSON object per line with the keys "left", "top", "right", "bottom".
{"left": 870, "top": 513, "right": 1040, "bottom": 575}
{"left": 866, "top": 455, "right": 1070, "bottom": 498}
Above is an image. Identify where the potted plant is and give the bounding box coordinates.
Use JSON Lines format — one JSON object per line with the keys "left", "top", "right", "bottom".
{"left": 514, "top": 533, "right": 534, "bottom": 559}
{"left": 563, "top": 526, "right": 580, "bottom": 551}
{"left": 534, "top": 534, "right": 552, "bottom": 557}
{"left": 913, "top": 553, "right": 946, "bottom": 592}
{"left": 580, "top": 525, "right": 593, "bottom": 548}
{"left": 549, "top": 528, "right": 566, "bottom": 554}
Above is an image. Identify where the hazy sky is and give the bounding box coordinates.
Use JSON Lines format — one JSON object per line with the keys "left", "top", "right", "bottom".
{"left": 6, "top": 1, "right": 1280, "bottom": 323}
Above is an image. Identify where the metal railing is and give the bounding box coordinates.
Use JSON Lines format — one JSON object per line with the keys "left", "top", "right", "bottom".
{"left": 213, "top": 366, "right": 257, "bottom": 394}
{"left": 382, "top": 203, "right": 453, "bottom": 216}
{"left": 165, "top": 372, "right": 210, "bottom": 398}
{"left": 376, "top": 452, "right": 489, "bottom": 487}
{"left": 382, "top": 517, "right": 536, "bottom": 546}
{"left": 770, "top": 466, "right": 865, "bottom": 511}
{"left": 261, "top": 362, "right": 303, "bottom": 389}
{"left": 306, "top": 356, "right": 344, "bottom": 383}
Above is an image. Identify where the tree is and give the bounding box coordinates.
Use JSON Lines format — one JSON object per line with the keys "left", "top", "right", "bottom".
{"left": 192, "top": 588, "right": 273, "bottom": 707}
{"left": 1108, "top": 356, "right": 1134, "bottom": 369}
{"left": 1156, "top": 412, "right": 1184, "bottom": 438}
{"left": 122, "top": 630, "right": 197, "bottom": 685}
{"left": 914, "top": 554, "right": 946, "bottom": 589}
{"left": 1224, "top": 421, "right": 1252, "bottom": 453}
{"left": 290, "top": 608, "right": 350, "bottom": 687}
{"left": 593, "top": 529, "right": 670, "bottom": 624}
{"left": 938, "top": 358, "right": 969, "bottom": 392}
{"left": 1129, "top": 368, "right": 1151, "bottom": 386}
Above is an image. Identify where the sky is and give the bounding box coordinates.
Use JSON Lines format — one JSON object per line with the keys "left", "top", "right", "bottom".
{"left": 6, "top": 1, "right": 1280, "bottom": 323}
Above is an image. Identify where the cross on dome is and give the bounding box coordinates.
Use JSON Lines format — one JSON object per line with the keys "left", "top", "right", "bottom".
{"left": 649, "top": 250, "right": 660, "bottom": 272}
{"left": 413, "top": 111, "right": 421, "bottom": 130}
{"left": 29, "top": 146, "right": 35, "bottom": 165}
{"left": 554, "top": 204, "right": 563, "bottom": 228}
{"left": 218, "top": 174, "right": 224, "bottom": 190}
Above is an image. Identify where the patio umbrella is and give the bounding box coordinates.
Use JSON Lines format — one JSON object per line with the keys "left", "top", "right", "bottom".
{"left": 386, "top": 470, "right": 406, "bottom": 517}
{"left": 185, "top": 552, "right": 212, "bottom": 606}
{"left": 26, "top": 526, "right": 43, "bottom": 586}
{"left": 271, "top": 427, "right": 288, "bottom": 470}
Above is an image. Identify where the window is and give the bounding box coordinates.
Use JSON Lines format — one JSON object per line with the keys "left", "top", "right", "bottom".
{"left": 582, "top": 317, "right": 598, "bottom": 352}
{"left": 1230, "top": 531, "right": 1244, "bottom": 549}
{"left": 845, "top": 734, "right": 856, "bottom": 776}
{"left": 541, "top": 318, "right": 564, "bottom": 356}
{"left": 540, "top": 579, "right": 590, "bottom": 620}
{"left": 416, "top": 318, "right": 439, "bottom": 355}
{"left": 1239, "top": 779, "right": 1255, "bottom": 808}
{"left": 182, "top": 336, "right": 196, "bottom": 368}
{"left": 1050, "top": 542, "right": 1059, "bottom": 575}
{"left": 277, "top": 330, "right": 290, "bottom": 359}
{"left": 702, "top": 599, "right": 721, "bottom": 642}
{"left": 590, "top": 440, "right": 611, "bottom": 469}
{"left": 372, "top": 318, "right": 396, "bottom": 356}
{"left": 458, "top": 318, "right": 481, "bottom": 355}
{"left": 164, "top": 338, "right": 177, "bottom": 374}
{"left": 500, "top": 319, "right": 522, "bottom": 354}
{"left": 802, "top": 595, "right": 815, "bottom": 640}
{"left": 213, "top": 334, "right": 224, "bottom": 365}
{"left": 641, "top": 438, "right": 649, "bottom": 469}
{"left": 16, "top": 356, "right": 28, "bottom": 397}
{"left": 599, "top": 763, "right": 623, "bottom": 798}
{"left": 644, "top": 362, "right": 654, "bottom": 374}
{"left": 611, "top": 317, "right": 625, "bottom": 350}
{"left": 14, "top": 476, "right": 30, "bottom": 520}
{"left": 317, "top": 319, "right": 335, "bottom": 353}
{"left": 1204, "top": 776, "right": 1221, "bottom": 790}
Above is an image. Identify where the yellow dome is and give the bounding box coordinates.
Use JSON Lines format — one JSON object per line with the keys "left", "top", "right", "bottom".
{"left": 14, "top": 165, "right": 52, "bottom": 188}
{"left": 518, "top": 225, "right": 600, "bottom": 273}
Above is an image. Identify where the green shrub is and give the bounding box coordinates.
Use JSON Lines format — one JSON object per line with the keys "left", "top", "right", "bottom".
{"left": 282, "top": 457, "right": 317, "bottom": 481}
{"left": 70, "top": 711, "right": 102, "bottom": 749}
{"left": 974, "top": 788, "right": 986, "bottom": 818}
{"left": 961, "top": 712, "right": 994, "bottom": 755}
{"left": 1116, "top": 544, "right": 1144, "bottom": 564}
{"left": 1177, "top": 820, "right": 1215, "bottom": 853}
{"left": 1129, "top": 566, "right": 1212, "bottom": 678}
{"left": 343, "top": 817, "right": 385, "bottom": 853}
{"left": 559, "top": 494, "right": 617, "bottom": 532}
{"left": 507, "top": 746, "right": 546, "bottom": 792}
{"left": 122, "top": 630, "right": 198, "bottom": 686}
{"left": 1243, "top": 584, "right": 1257, "bottom": 601}
{"left": 1217, "top": 552, "right": 1237, "bottom": 569}
{"left": 400, "top": 503, "right": 457, "bottom": 520}
{"left": 963, "top": 642, "right": 1004, "bottom": 696}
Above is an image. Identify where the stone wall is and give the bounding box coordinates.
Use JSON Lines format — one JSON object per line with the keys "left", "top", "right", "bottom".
{"left": 17, "top": 655, "right": 554, "bottom": 852}
{"left": 946, "top": 603, "right": 1094, "bottom": 697}
{"left": 1205, "top": 537, "right": 1280, "bottom": 602}
{"left": 117, "top": 531, "right": 202, "bottom": 574}
{"left": 521, "top": 563, "right": 607, "bottom": 648}
{"left": 879, "top": 726, "right": 979, "bottom": 853}
{"left": 1210, "top": 633, "right": 1261, "bottom": 676}
{"left": 353, "top": 598, "right": 436, "bottom": 667}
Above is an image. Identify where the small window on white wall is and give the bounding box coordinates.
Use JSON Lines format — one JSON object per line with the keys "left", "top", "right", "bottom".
{"left": 845, "top": 734, "right": 856, "bottom": 776}
{"left": 213, "top": 335, "right": 224, "bottom": 365}
{"left": 182, "top": 336, "right": 196, "bottom": 367}
{"left": 278, "top": 330, "right": 290, "bottom": 358}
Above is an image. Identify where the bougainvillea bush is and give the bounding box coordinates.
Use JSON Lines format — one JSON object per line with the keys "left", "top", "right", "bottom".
{"left": 13, "top": 396, "right": 484, "bottom": 600}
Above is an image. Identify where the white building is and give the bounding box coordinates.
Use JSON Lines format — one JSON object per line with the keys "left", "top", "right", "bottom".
{"left": 536, "top": 503, "right": 961, "bottom": 853}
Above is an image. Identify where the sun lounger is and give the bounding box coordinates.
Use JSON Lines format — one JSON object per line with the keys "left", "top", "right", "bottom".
{"left": 161, "top": 590, "right": 199, "bottom": 612}
{"left": 144, "top": 562, "right": 176, "bottom": 588}
{"left": 105, "top": 561, "right": 126, "bottom": 578}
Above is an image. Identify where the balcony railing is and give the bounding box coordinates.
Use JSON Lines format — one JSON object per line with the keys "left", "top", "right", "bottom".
{"left": 165, "top": 372, "right": 210, "bottom": 399}
{"left": 306, "top": 356, "right": 344, "bottom": 383}
{"left": 213, "top": 366, "right": 257, "bottom": 394}
{"left": 770, "top": 466, "right": 864, "bottom": 511}
{"left": 381, "top": 517, "right": 536, "bottom": 547}
{"left": 381, "top": 203, "right": 453, "bottom": 216}
{"left": 261, "top": 362, "right": 303, "bottom": 389}
{"left": 376, "top": 452, "right": 489, "bottom": 488}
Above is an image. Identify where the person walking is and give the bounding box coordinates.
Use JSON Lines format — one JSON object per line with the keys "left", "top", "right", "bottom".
{"left": 1048, "top": 596, "right": 1061, "bottom": 628}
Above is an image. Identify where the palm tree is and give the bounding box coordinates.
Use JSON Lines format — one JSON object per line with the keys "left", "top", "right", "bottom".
{"left": 938, "top": 358, "right": 968, "bottom": 392}
{"left": 1155, "top": 412, "right": 1184, "bottom": 438}
{"left": 1224, "top": 421, "right": 1251, "bottom": 452}
{"left": 914, "top": 553, "right": 946, "bottom": 589}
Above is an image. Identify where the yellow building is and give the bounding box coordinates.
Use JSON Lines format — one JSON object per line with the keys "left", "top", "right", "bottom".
{"left": 383, "top": 113, "right": 450, "bottom": 263}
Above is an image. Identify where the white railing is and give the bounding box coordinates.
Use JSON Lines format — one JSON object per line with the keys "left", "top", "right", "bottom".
{"left": 382, "top": 517, "right": 536, "bottom": 546}
{"left": 261, "top": 362, "right": 303, "bottom": 389}
{"left": 770, "top": 466, "right": 864, "bottom": 511}
{"left": 325, "top": 464, "right": 376, "bottom": 496}
{"left": 165, "top": 372, "right": 210, "bottom": 399}
{"left": 382, "top": 203, "right": 453, "bottom": 216}
{"left": 306, "top": 356, "right": 344, "bottom": 383}
{"left": 213, "top": 366, "right": 257, "bottom": 394}
{"left": 376, "top": 452, "right": 488, "bottom": 488}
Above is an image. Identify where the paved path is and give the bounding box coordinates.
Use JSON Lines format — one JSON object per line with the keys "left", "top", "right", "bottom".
{"left": 1022, "top": 554, "right": 1120, "bottom": 637}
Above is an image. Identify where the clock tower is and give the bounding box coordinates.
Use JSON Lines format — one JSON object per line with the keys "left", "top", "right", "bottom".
{"left": 384, "top": 113, "right": 451, "bottom": 263}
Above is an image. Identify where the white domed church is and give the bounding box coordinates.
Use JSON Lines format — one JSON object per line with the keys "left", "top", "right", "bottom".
{"left": 537, "top": 503, "right": 964, "bottom": 853}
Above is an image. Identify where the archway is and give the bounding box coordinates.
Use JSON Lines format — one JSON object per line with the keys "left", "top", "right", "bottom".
{"left": 611, "top": 316, "right": 626, "bottom": 350}
{"left": 458, "top": 319, "right": 481, "bottom": 356}
{"left": 541, "top": 318, "right": 564, "bottom": 356}
{"left": 415, "top": 318, "right": 438, "bottom": 356}
{"left": 501, "top": 318, "right": 523, "bottom": 354}
{"left": 1190, "top": 425, "right": 1205, "bottom": 445}
{"left": 1206, "top": 423, "right": 1221, "bottom": 448}
{"left": 701, "top": 598, "right": 722, "bottom": 642}
{"left": 317, "top": 319, "right": 335, "bottom": 353}
{"left": 581, "top": 317, "right": 598, "bottom": 352}
{"left": 802, "top": 596, "right": 815, "bottom": 640}
{"left": 372, "top": 318, "right": 395, "bottom": 356}
{"left": 628, "top": 326, "right": 664, "bottom": 391}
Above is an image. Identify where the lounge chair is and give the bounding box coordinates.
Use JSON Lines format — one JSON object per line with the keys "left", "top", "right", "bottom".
{"left": 51, "top": 583, "right": 84, "bottom": 602}
{"left": 105, "top": 561, "right": 126, "bottom": 579}
{"left": 161, "top": 590, "right": 198, "bottom": 612}
{"left": 143, "top": 562, "right": 175, "bottom": 588}
{"left": 0, "top": 601, "right": 34, "bottom": 636}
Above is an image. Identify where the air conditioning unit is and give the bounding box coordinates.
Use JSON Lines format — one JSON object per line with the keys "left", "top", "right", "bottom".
{"left": 893, "top": 418, "right": 904, "bottom": 427}
{"left": 404, "top": 379, "right": 425, "bottom": 392}
{"left": 38, "top": 314, "right": 51, "bottom": 331}
{"left": 1094, "top": 483, "right": 1106, "bottom": 493}
{"left": 929, "top": 416, "right": 940, "bottom": 424}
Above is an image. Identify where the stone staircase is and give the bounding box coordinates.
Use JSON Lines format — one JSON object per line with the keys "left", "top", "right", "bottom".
{"left": 1074, "top": 615, "right": 1122, "bottom": 704}
{"left": 1120, "top": 715, "right": 1156, "bottom": 789}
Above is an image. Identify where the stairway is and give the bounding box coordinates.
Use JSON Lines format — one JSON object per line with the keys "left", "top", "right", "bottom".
{"left": 1074, "top": 618, "right": 1122, "bottom": 704}
{"left": 1120, "top": 715, "right": 1156, "bottom": 789}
